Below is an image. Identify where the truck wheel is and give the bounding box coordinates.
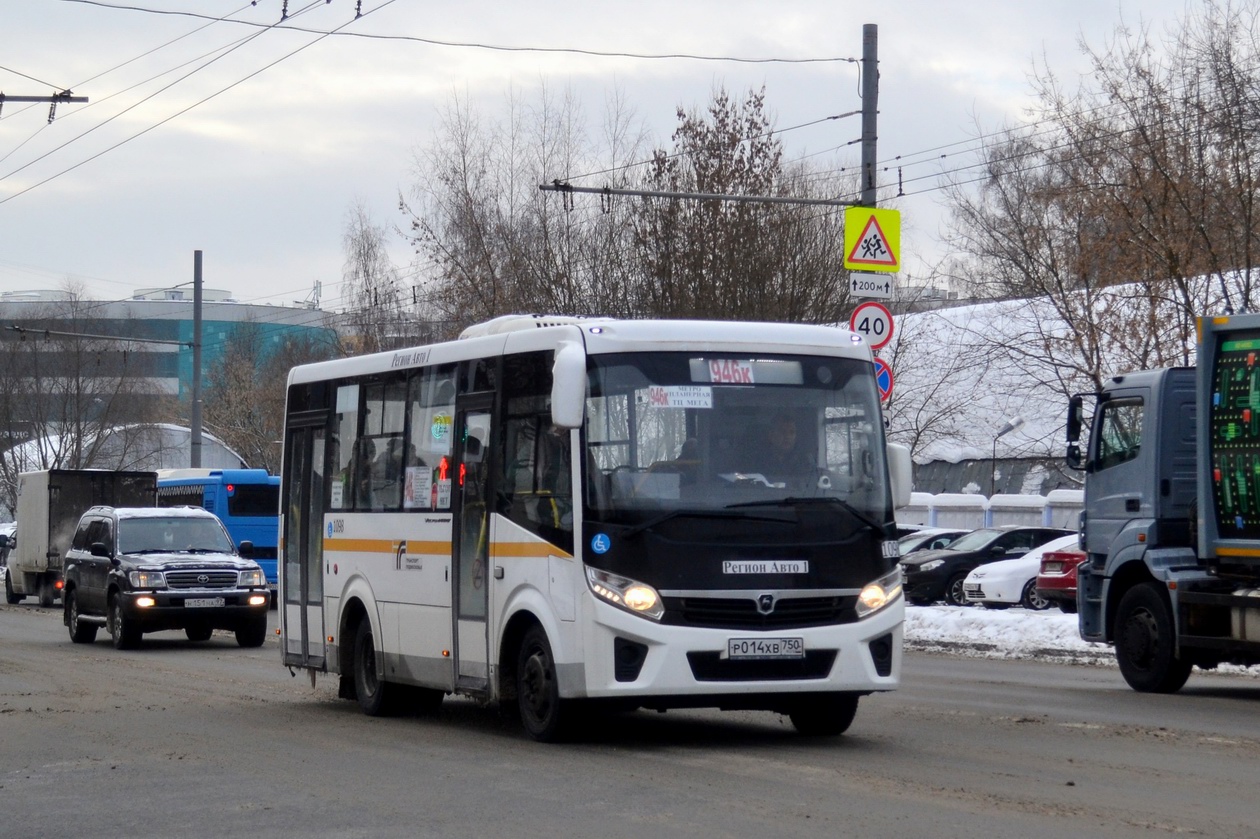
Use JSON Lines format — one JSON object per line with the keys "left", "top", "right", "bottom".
{"left": 234, "top": 615, "right": 268, "bottom": 648}
{"left": 517, "top": 625, "right": 579, "bottom": 742}
{"left": 1114, "top": 582, "right": 1192, "bottom": 693}
{"left": 789, "top": 693, "right": 860, "bottom": 736}
{"left": 66, "top": 591, "right": 98, "bottom": 644}
{"left": 109, "top": 593, "right": 141, "bottom": 650}
{"left": 5, "top": 572, "right": 21, "bottom": 604}
{"left": 37, "top": 579, "right": 54, "bottom": 609}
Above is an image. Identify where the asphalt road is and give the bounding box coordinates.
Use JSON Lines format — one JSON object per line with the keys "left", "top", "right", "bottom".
{"left": 2, "top": 602, "right": 1259, "bottom": 839}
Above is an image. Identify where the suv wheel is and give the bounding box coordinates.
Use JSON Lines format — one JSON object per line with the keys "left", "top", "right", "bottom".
{"left": 66, "top": 591, "right": 98, "bottom": 644}
{"left": 234, "top": 614, "right": 268, "bottom": 648}
{"left": 109, "top": 593, "right": 141, "bottom": 650}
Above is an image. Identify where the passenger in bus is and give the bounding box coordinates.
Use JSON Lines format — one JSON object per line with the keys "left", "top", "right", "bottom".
{"left": 674, "top": 437, "right": 701, "bottom": 485}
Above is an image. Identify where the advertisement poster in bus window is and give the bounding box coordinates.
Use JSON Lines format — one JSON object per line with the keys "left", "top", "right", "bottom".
{"left": 403, "top": 466, "right": 432, "bottom": 509}
{"left": 426, "top": 411, "right": 454, "bottom": 456}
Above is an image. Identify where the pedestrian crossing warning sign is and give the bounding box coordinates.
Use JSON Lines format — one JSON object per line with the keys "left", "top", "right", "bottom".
{"left": 844, "top": 206, "right": 900, "bottom": 273}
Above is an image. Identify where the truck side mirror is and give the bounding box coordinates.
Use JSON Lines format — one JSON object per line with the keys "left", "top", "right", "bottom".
{"left": 1065, "top": 395, "right": 1085, "bottom": 471}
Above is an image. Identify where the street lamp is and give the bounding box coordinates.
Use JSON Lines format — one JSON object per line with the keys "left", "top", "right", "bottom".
{"left": 991, "top": 416, "right": 1025, "bottom": 497}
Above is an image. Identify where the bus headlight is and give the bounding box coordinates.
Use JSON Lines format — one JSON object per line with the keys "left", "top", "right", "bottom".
{"left": 586, "top": 567, "right": 665, "bottom": 621}
{"left": 128, "top": 570, "right": 166, "bottom": 589}
{"left": 239, "top": 569, "right": 265, "bottom": 587}
{"left": 855, "top": 567, "right": 903, "bottom": 618}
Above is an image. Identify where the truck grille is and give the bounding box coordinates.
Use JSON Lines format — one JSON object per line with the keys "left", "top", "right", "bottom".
{"left": 661, "top": 595, "right": 854, "bottom": 629}
{"left": 165, "top": 570, "right": 238, "bottom": 590}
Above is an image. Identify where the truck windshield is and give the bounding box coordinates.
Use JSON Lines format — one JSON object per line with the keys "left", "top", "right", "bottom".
{"left": 583, "top": 351, "right": 893, "bottom": 529}
{"left": 119, "top": 517, "right": 235, "bottom": 555}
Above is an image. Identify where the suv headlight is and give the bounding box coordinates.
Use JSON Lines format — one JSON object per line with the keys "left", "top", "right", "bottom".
{"left": 238, "top": 568, "right": 265, "bottom": 587}
{"left": 855, "top": 567, "right": 903, "bottom": 618}
{"left": 128, "top": 570, "right": 166, "bottom": 589}
{"left": 586, "top": 566, "right": 664, "bottom": 621}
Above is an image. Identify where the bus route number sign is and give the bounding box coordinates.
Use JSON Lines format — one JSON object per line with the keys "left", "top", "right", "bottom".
{"left": 850, "top": 301, "right": 894, "bottom": 350}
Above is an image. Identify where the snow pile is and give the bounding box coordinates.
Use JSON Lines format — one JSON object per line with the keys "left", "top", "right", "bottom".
{"left": 904, "top": 604, "right": 1111, "bottom": 665}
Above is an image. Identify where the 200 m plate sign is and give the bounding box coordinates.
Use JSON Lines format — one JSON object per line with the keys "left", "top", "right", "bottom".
{"left": 726, "top": 637, "right": 805, "bottom": 660}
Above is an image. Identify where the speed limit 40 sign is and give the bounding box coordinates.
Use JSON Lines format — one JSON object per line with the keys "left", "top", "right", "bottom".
{"left": 849, "top": 301, "right": 895, "bottom": 350}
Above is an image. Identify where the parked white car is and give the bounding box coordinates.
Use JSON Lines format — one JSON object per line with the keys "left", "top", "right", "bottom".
{"left": 962, "top": 533, "right": 1080, "bottom": 610}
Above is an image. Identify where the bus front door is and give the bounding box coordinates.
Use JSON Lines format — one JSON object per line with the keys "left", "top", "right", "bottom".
{"left": 452, "top": 402, "right": 492, "bottom": 693}
{"left": 281, "top": 422, "right": 326, "bottom": 670}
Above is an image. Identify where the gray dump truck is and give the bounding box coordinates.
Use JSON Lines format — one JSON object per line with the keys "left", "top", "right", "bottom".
{"left": 5, "top": 469, "right": 156, "bottom": 607}
{"left": 1065, "top": 313, "right": 1260, "bottom": 692}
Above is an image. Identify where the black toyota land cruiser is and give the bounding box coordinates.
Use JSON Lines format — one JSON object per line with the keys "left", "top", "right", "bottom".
{"left": 62, "top": 505, "right": 270, "bottom": 649}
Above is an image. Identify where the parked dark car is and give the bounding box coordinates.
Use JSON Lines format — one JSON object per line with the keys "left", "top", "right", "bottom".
{"left": 62, "top": 506, "right": 270, "bottom": 649}
{"left": 901, "top": 525, "right": 1075, "bottom": 606}
{"left": 897, "top": 527, "right": 968, "bottom": 557}
{"left": 1035, "top": 546, "right": 1088, "bottom": 613}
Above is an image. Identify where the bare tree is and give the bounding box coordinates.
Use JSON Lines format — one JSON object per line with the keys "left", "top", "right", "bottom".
{"left": 629, "top": 86, "right": 853, "bottom": 323}
{"left": 203, "top": 320, "right": 337, "bottom": 474}
{"left": 0, "top": 292, "right": 179, "bottom": 512}
{"left": 343, "top": 200, "right": 414, "bottom": 353}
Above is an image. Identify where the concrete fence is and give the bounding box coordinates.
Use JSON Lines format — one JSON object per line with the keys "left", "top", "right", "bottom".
{"left": 896, "top": 488, "right": 1083, "bottom": 531}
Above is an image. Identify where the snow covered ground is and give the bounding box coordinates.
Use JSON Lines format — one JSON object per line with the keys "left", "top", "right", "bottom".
{"left": 905, "top": 603, "right": 1260, "bottom": 678}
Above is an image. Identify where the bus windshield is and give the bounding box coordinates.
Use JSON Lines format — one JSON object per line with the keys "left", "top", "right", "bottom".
{"left": 583, "top": 351, "right": 892, "bottom": 527}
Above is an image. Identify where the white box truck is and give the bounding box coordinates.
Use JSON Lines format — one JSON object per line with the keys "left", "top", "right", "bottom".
{"left": 5, "top": 469, "right": 157, "bottom": 607}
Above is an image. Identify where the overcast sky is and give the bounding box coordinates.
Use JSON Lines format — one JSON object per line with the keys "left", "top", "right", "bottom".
{"left": 1, "top": 0, "right": 1193, "bottom": 312}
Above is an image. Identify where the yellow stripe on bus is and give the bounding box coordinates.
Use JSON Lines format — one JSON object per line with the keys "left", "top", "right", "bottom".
{"left": 1215, "top": 547, "right": 1260, "bottom": 558}
{"left": 324, "top": 539, "right": 451, "bottom": 554}
{"left": 491, "top": 542, "right": 573, "bottom": 560}
{"left": 321, "top": 538, "right": 570, "bottom": 560}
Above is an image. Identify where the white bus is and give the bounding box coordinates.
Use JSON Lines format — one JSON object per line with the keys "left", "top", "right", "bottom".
{"left": 279, "top": 315, "right": 912, "bottom": 741}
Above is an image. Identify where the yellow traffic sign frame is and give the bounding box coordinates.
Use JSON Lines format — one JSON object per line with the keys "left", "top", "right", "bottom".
{"left": 844, "top": 207, "right": 900, "bottom": 273}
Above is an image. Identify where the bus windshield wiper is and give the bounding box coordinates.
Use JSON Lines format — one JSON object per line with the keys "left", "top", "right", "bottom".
{"left": 726, "top": 497, "right": 888, "bottom": 536}
{"left": 622, "top": 508, "right": 794, "bottom": 539}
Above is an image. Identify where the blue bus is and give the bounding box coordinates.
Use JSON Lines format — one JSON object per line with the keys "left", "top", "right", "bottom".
{"left": 156, "top": 469, "right": 280, "bottom": 602}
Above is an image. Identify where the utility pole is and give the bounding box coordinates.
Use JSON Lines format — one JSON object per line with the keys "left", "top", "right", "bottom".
{"left": 191, "top": 251, "right": 203, "bottom": 468}
{"left": 860, "top": 24, "right": 879, "bottom": 207}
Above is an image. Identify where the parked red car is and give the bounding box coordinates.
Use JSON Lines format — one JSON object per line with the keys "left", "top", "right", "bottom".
{"left": 1036, "top": 547, "right": 1087, "bottom": 613}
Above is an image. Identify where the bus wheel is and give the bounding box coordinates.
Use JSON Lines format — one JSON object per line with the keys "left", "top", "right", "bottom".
{"left": 1114, "top": 582, "right": 1192, "bottom": 693}
{"left": 788, "top": 693, "right": 859, "bottom": 736}
{"left": 352, "top": 618, "right": 399, "bottom": 716}
{"left": 517, "top": 625, "right": 573, "bottom": 742}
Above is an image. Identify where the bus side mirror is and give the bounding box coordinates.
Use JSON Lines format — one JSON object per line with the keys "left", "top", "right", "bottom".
{"left": 1065, "top": 394, "right": 1085, "bottom": 470}
{"left": 886, "top": 443, "right": 912, "bottom": 509}
{"left": 551, "top": 341, "right": 587, "bottom": 430}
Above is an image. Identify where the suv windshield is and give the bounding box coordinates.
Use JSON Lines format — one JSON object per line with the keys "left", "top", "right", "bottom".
{"left": 583, "top": 351, "right": 893, "bottom": 527}
{"left": 119, "top": 517, "right": 235, "bottom": 555}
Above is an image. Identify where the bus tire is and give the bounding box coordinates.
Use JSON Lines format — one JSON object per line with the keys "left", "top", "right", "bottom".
{"left": 352, "top": 618, "right": 400, "bottom": 716}
{"left": 516, "top": 625, "right": 575, "bottom": 742}
{"left": 1114, "top": 582, "right": 1192, "bottom": 693}
{"left": 788, "top": 693, "right": 859, "bottom": 736}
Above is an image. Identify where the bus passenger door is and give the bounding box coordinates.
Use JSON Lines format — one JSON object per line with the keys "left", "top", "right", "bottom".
{"left": 282, "top": 421, "right": 327, "bottom": 670}
{"left": 452, "top": 401, "right": 492, "bottom": 693}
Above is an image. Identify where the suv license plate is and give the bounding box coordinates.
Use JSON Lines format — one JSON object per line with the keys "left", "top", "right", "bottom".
{"left": 726, "top": 637, "right": 805, "bottom": 660}
{"left": 186, "top": 597, "right": 225, "bottom": 608}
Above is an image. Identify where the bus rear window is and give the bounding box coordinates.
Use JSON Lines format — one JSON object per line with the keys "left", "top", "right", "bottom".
{"left": 228, "top": 485, "right": 280, "bottom": 517}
